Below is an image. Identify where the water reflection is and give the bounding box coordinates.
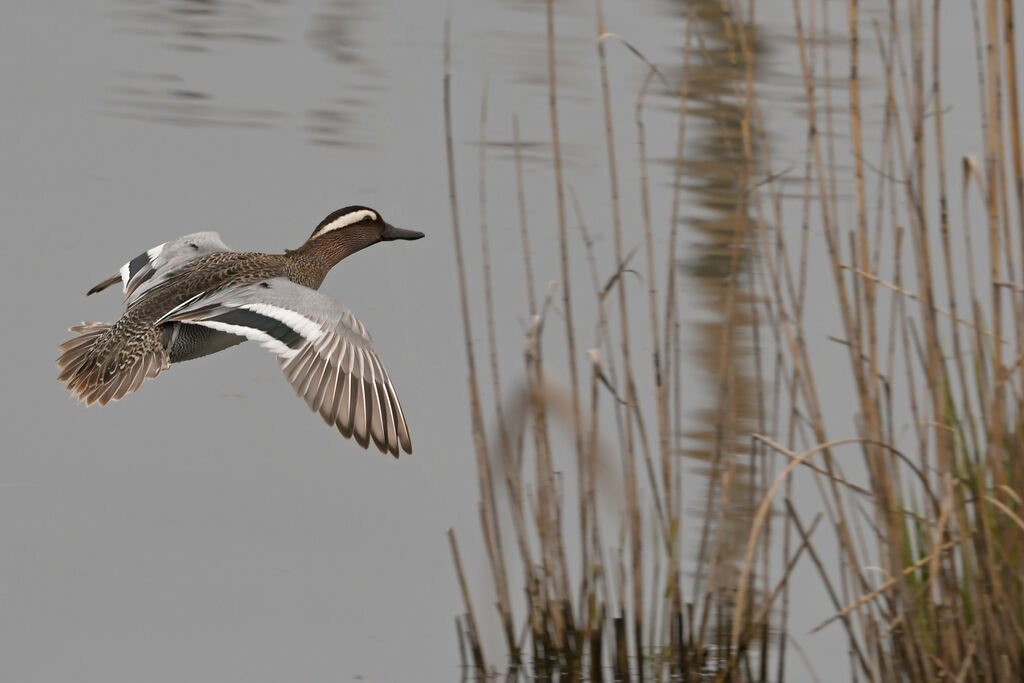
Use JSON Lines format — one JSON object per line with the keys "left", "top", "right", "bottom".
{"left": 104, "top": 0, "right": 383, "bottom": 144}
{"left": 302, "top": 1, "right": 384, "bottom": 145}
{"left": 108, "top": 0, "right": 287, "bottom": 51}
{"left": 304, "top": 102, "right": 357, "bottom": 147}
{"left": 105, "top": 71, "right": 285, "bottom": 128}
{"left": 307, "top": 0, "right": 373, "bottom": 66}
{"left": 670, "top": 0, "right": 766, "bottom": 647}
{"left": 481, "top": 138, "right": 550, "bottom": 167}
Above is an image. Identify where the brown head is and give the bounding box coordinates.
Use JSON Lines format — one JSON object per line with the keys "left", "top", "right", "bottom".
{"left": 293, "top": 205, "right": 424, "bottom": 267}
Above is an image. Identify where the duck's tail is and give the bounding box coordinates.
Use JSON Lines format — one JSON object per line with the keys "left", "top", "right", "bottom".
{"left": 57, "top": 322, "right": 169, "bottom": 405}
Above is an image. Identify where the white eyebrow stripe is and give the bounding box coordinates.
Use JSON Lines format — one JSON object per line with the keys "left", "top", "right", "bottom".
{"left": 310, "top": 209, "right": 378, "bottom": 239}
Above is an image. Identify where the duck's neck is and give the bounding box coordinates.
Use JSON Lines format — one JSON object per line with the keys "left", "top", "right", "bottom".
{"left": 282, "top": 249, "right": 334, "bottom": 290}
{"left": 284, "top": 235, "right": 369, "bottom": 290}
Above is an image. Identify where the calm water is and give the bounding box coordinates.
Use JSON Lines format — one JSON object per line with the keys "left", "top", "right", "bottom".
{"left": 0, "top": 0, "right": 997, "bottom": 680}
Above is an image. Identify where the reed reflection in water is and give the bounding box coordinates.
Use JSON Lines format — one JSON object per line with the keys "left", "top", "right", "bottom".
{"left": 675, "top": 0, "right": 765, "bottom": 632}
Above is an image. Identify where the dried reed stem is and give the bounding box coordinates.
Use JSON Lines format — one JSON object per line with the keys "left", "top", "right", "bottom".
{"left": 594, "top": 0, "right": 642, "bottom": 675}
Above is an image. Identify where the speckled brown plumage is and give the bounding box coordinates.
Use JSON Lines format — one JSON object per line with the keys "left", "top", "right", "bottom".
{"left": 60, "top": 252, "right": 291, "bottom": 405}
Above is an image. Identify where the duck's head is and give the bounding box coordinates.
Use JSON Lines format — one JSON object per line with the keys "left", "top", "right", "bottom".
{"left": 297, "top": 205, "right": 424, "bottom": 262}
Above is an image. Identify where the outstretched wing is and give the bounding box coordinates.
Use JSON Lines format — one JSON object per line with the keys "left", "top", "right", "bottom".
{"left": 164, "top": 277, "right": 412, "bottom": 457}
{"left": 87, "top": 232, "right": 232, "bottom": 304}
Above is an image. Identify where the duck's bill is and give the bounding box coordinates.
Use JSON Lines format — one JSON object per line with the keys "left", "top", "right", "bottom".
{"left": 381, "top": 224, "right": 425, "bottom": 241}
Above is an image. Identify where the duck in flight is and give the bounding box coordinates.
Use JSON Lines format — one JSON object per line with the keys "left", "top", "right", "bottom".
{"left": 57, "top": 206, "right": 423, "bottom": 458}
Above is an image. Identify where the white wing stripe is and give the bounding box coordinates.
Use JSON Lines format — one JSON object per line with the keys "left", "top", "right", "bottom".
{"left": 191, "top": 320, "right": 299, "bottom": 359}
{"left": 239, "top": 303, "right": 325, "bottom": 343}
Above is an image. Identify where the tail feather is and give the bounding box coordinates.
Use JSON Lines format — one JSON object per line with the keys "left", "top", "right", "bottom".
{"left": 57, "top": 322, "right": 110, "bottom": 382}
{"left": 57, "top": 322, "right": 169, "bottom": 405}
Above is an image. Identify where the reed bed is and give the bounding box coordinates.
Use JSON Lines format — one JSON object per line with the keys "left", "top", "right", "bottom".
{"left": 444, "top": 0, "right": 1023, "bottom": 680}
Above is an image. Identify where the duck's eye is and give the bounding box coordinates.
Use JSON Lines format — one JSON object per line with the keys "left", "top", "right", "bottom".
{"left": 363, "top": 215, "right": 375, "bottom": 223}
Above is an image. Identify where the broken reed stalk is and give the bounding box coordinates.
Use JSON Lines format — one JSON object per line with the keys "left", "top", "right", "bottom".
{"left": 449, "top": 529, "right": 485, "bottom": 671}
